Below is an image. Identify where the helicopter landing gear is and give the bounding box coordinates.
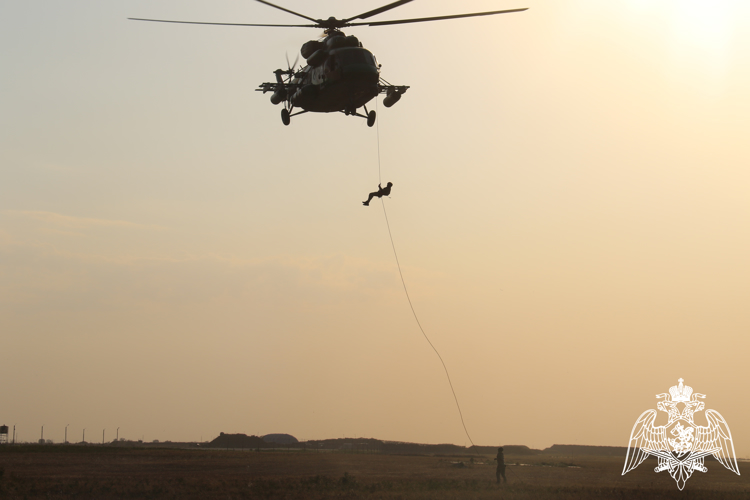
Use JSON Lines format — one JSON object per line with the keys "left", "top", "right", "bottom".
{"left": 280, "top": 107, "right": 307, "bottom": 126}
{"left": 342, "top": 105, "right": 377, "bottom": 126}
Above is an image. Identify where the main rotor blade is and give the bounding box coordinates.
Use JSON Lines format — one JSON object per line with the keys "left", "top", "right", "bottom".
{"left": 254, "top": 0, "right": 318, "bottom": 23}
{"left": 348, "top": 8, "right": 528, "bottom": 27}
{"left": 128, "top": 18, "right": 318, "bottom": 28}
{"left": 342, "top": 0, "right": 414, "bottom": 23}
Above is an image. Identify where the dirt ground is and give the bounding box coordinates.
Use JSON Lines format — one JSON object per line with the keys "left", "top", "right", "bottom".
{"left": 0, "top": 446, "right": 748, "bottom": 499}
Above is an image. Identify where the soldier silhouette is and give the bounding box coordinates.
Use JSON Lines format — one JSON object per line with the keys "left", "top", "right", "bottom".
{"left": 362, "top": 182, "right": 393, "bottom": 206}
{"left": 494, "top": 447, "right": 507, "bottom": 484}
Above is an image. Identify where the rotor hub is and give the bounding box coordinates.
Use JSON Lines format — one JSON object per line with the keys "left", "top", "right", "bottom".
{"left": 317, "top": 16, "right": 349, "bottom": 30}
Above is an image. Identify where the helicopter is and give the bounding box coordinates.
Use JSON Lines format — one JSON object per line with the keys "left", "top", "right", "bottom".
{"left": 130, "top": 1, "right": 528, "bottom": 127}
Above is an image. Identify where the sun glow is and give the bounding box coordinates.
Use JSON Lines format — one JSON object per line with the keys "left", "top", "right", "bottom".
{"left": 626, "top": 0, "right": 746, "bottom": 98}
{"left": 623, "top": 0, "right": 738, "bottom": 93}
{"left": 669, "top": 0, "right": 731, "bottom": 53}
{"left": 665, "top": 0, "right": 737, "bottom": 92}
{"left": 669, "top": 0, "right": 746, "bottom": 86}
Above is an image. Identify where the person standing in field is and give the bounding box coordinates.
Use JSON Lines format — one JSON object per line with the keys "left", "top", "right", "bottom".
{"left": 495, "top": 447, "right": 507, "bottom": 484}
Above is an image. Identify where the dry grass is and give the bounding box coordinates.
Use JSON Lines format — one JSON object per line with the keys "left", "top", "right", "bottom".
{"left": 0, "top": 446, "right": 748, "bottom": 499}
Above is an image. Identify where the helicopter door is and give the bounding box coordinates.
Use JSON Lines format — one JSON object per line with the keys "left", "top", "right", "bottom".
{"left": 324, "top": 55, "right": 340, "bottom": 81}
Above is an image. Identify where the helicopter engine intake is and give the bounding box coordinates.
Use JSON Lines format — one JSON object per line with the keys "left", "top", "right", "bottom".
{"left": 300, "top": 40, "right": 324, "bottom": 59}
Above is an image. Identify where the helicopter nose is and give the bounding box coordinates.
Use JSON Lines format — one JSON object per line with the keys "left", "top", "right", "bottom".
{"left": 341, "top": 63, "right": 379, "bottom": 82}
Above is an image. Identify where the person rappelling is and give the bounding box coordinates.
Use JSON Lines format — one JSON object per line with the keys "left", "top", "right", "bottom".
{"left": 362, "top": 182, "right": 393, "bottom": 206}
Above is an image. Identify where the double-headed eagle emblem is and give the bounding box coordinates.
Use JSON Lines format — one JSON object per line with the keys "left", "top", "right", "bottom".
{"left": 622, "top": 379, "right": 740, "bottom": 490}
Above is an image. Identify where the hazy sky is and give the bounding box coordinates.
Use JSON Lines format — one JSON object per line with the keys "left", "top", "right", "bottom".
{"left": 2, "top": 0, "right": 749, "bottom": 456}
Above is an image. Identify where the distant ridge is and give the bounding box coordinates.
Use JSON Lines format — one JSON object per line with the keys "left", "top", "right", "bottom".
{"left": 541, "top": 444, "right": 626, "bottom": 457}
{"left": 203, "top": 433, "right": 627, "bottom": 456}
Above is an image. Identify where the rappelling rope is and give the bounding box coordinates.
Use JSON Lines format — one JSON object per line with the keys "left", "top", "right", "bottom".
{"left": 374, "top": 97, "right": 475, "bottom": 447}
{"left": 376, "top": 97, "right": 382, "bottom": 185}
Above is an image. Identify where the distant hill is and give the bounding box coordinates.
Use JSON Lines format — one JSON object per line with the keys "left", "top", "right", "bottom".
{"left": 206, "top": 433, "right": 266, "bottom": 449}
{"left": 262, "top": 434, "right": 298, "bottom": 445}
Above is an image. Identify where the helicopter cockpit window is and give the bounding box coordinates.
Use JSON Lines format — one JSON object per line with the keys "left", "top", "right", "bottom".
{"left": 335, "top": 48, "right": 376, "bottom": 67}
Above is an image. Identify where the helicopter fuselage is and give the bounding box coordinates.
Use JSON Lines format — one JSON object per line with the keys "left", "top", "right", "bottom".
{"left": 258, "top": 32, "right": 407, "bottom": 125}
{"left": 289, "top": 47, "right": 380, "bottom": 113}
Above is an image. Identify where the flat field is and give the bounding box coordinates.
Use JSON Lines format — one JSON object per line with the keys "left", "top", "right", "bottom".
{"left": 0, "top": 446, "right": 748, "bottom": 499}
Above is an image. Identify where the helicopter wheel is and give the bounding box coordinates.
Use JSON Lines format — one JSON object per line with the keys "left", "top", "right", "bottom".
{"left": 281, "top": 108, "right": 291, "bottom": 126}
{"left": 367, "top": 110, "right": 376, "bottom": 127}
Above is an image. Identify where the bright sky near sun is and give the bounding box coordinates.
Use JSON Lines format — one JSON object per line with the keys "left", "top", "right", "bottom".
{"left": 2, "top": 0, "right": 750, "bottom": 456}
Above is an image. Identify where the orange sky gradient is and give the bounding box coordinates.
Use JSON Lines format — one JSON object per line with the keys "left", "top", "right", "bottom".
{"left": 2, "top": 1, "right": 749, "bottom": 457}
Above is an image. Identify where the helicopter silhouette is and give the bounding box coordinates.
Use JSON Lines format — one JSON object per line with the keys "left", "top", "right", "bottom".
{"left": 130, "top": 1, "right": 528, "bottom": 127}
